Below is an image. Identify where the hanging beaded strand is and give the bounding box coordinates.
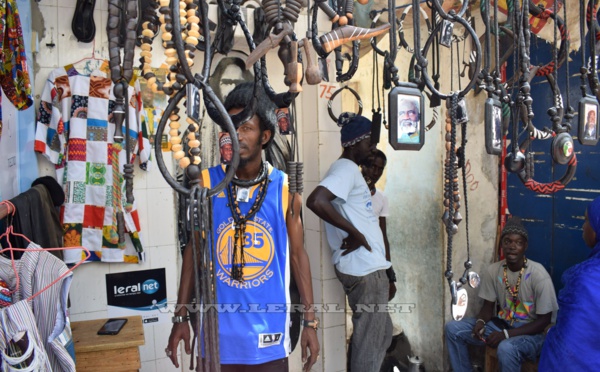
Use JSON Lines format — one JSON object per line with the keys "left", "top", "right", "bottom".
{"left": 226, "top": 164, "right": 271, "bottom": 281}
{"left": 502, "top": 258, "right": 527, "bottom": 325}
{"left": 442, "top": 95, "right": 461, "bottom": 234}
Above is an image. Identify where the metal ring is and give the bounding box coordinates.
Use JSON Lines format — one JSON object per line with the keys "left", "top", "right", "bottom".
{"left": 154, "top": 79, "right": 239, "bottom": 197}
{"left": 418, "top": 15, "right": 481, "bottom": 99}
{"left": 513, "top": 74, "right": 577, "bottom": 193}
{"left": 428, "top": 0, "right": 469, "bottom": 21}
{"left": 327, "top": 85, "right": 363, "bottom": 122}
{"left": 398, "top": 5, "right": 431, "bottom": 53}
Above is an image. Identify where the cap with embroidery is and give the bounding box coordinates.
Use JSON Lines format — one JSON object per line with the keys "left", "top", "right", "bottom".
{"left": 501, "top": 217, "right": 528, "bottom": 242}
{"left": 219, "top": 133, "right": 232, "bottom": 147}
{"left": 338, "top": 112, "right": 372, "bottom": 147}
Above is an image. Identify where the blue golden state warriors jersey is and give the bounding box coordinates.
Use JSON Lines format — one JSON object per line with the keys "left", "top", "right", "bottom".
{"left": 201, "top": 163, "right": 291, "bottom": 364}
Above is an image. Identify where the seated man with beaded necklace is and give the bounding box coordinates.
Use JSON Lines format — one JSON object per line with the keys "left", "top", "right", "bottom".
{"left": 166, "top": 82, "right": 319, "bottom": 371}
{"left": 445, "top": 217, "right": 558, "bottom": 372}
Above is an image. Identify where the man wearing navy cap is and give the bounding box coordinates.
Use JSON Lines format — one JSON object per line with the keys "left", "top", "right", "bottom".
{"left": 307, "top": 113, "right": 395, "bottom": 372}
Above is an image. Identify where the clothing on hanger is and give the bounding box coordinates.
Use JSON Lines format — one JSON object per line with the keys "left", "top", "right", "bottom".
{"left": 0, "top": 300, "right": 52, "bottom": 371}
{"left": 0, "top": 241, "right": 79, "bottom": 371}
{"left": 0, "top": 0, "right": 33, "bottom": 140}
{"left": 6, "top": 183, "right": 63, "bottom": 260}
{"left": 33, "top": 64, "right": 152, "bottom": 263}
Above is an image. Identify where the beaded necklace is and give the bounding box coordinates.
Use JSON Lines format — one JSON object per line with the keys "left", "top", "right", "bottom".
{"left": 502, "top": 257, "right": 527, "bottom": 326}
{"left": 226, "top": 163, "right": 270, "bottom": 281}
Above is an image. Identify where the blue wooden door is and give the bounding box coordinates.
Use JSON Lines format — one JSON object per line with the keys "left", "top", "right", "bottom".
{"left": 506, "top": 41, "right": 600, "bottom": 292}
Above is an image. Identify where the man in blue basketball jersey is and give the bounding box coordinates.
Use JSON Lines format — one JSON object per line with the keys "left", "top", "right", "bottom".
{"left": 307, "top": 113, "right": 395, "bottom": 372}
{"left": 166, "top": 83, "right": 319, "bottom": 371}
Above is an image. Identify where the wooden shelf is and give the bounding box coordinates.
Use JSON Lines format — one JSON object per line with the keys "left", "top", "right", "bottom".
{"left": 72, "top": 315, "right": 145, "bottom": 372}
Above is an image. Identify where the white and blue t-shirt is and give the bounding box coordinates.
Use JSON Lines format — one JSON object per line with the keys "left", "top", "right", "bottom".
{"left": 319, "top": 158, "right": 391, "bottom": 276}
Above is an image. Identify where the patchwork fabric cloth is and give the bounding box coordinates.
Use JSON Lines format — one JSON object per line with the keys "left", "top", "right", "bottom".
{"left": 34, "top": 63, "right": 152, "bottom": 263}
{"left": 0, "top": 0, "right": 34, "bottom": 138}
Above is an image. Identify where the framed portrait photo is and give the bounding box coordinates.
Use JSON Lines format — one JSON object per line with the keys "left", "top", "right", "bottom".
{"left": 578, "top": 96, "right": 599, "bottom": 146}
{"left": 485, "top": 97, "right": 503, "bottom": 155}
{"left": 388, "top": 83, "right": 425, "bottom": 151}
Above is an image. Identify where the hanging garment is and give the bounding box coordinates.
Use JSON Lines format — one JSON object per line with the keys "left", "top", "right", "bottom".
{"left": 0, "top": 0, "right": 33, "bottom": 139}
{"left": 0, "top": 300, "right": 52, "bottom": 371}
{"left": 0, "top": 243, "right": 76, "bottom": 371}
{"left": 8, "top": 184, "right": 63, "bottom": 260}
{"left": 34, "top": 63, "right": 152, "bottom": 263}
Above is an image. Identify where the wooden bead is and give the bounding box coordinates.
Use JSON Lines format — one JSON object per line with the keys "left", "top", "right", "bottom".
{"left": 147, "top": 77, "right": 157, "bottom": 86}
{"left": 142, "top": 29, "right": 155, "bottom": 38}
{"left": 166, "top": 56, "right": 178, "bottom": 65}
{"left": 186, "top": 58, "right": 194, "bottom": 66}
{"left": 150, "top": 83, "right": 159, "bottom": 93}
{"left": 190, "top": 23, "right": 199, "bottom": 31}
{"left": 446, "top": 142, "right": 451, "bottom": 151}
{"left": 185, "top": 36, "right": 198, "bottom": 45}
{"left": 192, "top": 156, "right": 201, "bottom": 165}
{"left": 165, "top": 48, "right": 177, "bottom": 57}
{"left": 179, "top": 157, "right": 191, "bottom": 168}
{"left": 446, "top": 123, "right": 452, "bottom": 132}
{"left": 180, "top": 16, "right": 187, "bottom": 24}
{"left": 187, "top": 9, "right": 197, "bottom": 17}
{"left": 172, "top": 144, "right": 183, "bottom": 152}
{"left": 174, "top": 150, "right": 186, "bottom": 160}
{"left": 162, "top": 32, "right": 173, "bottom": 41}
{"left": 169, "top": 129, "right": 180, "bottom": 137}
{"left": 187, "top": 132, "right": 196, "bottom": 140}
{"left": 179, "top": 9, "right": 187, "bottom": 18}
{"left": 170, "top": 136, "right": 182, "bottom": 145}
{"left": 188, "top": 16, "right": 200, "bottom": 24}
{"left": 159, "top": 0, "right": 169, "bottom": 6}
{"left": 188, "top": 139, "right": 200, "bottom": 148}
{"left": 141, "top": 43, "right": 152, "bottom": 51}
{"left": 188, "top": 30, "right": 200, "bottom": 38}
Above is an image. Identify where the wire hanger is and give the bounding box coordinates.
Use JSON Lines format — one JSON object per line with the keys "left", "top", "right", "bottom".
{"left": 70, "top": 39, "right": 106, "bottom": 74}
{"left": 0, "top": 201, "right": 91, "bottom": 302}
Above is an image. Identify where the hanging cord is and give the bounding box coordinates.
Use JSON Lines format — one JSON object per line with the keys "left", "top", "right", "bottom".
{"left": 287, "top": 98, "right": 303, "bottom": 215}
{"left": 508, "top": 0, "right": 577, "bottom": 193}
{"left": 581, "top": 0, "right": 590, "bottom": 96}
{"left": 226, "top": 172, "right": 270, "bottom": 281}
{"left": 370, "top": 48, "right": 383, "bottom": 143}
{"left": 444, "top": 93, "right": 460, "bottom": 304}
{"left": 550, "top": 1, "right": 568, "bottom": 133}
{"left": 588, "top": 0, "right": 600, "bottom": 94}
{"left": 558, "top": 1, "right": 572, "bottom": 127}
{"left": 412, "top": 0, "right": 481, "bottom": 100}
{"left": 458, "top": 105, "right": 472, "bottom": 286}
{"left": 456, "top": 38, "right": 462, "bottom": 91}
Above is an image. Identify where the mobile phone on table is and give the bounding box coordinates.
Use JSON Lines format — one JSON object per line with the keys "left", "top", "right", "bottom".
{"left": 97, "top": 318, "right": 128, "bottom": 335}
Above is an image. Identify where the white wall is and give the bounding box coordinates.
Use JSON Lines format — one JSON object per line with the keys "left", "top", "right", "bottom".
{"left": 32, "top": 1, "right": 500, "bottom": 371}
{"left": 33, "top": 1, "right": 317, "bottom": 371}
